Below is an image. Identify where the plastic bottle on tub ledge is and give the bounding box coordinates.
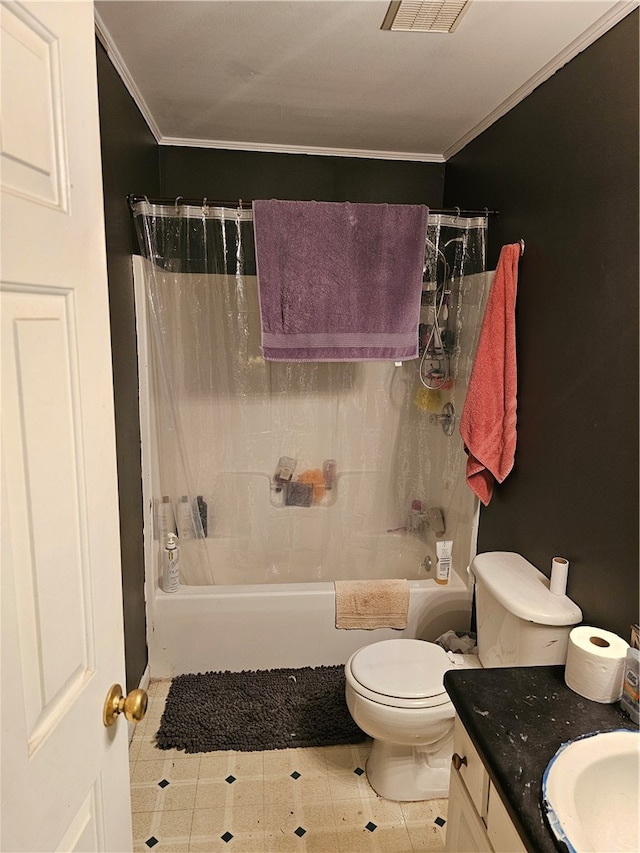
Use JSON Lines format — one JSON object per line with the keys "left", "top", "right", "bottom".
{"left": 161, "top": 532, "right": 180, "bottom": 593}
{"left": 435, "top": 539, "right": 453, "bottom": 585}
{"left": 176, "top": 495, "right": 196, "bottom": 539}
{"left": 196, "top": 495, "right": 208, "bottom": 538}
{"left": 156, "top": 496, "right": 176, "bottom": 540}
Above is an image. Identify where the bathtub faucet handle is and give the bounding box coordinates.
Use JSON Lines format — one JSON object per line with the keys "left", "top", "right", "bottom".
{"left": 420, "top": 555, "right": 433, "bottom": 573}
{"left": 428, "top": 402, "right": 456, "bottom": 436}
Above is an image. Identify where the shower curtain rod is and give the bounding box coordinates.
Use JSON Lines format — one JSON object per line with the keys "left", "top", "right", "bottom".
{"left": 128, "top": 195, "right": 498, "bottom": 217}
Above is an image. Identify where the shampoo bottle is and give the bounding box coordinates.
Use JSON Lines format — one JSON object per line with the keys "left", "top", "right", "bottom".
{"left": 156, "top": 496, "right": 176, "bottom": 539}
{"left": 176, "top": 495, "right": 195, "bottom": 539}
{"left": 161, "top": 532, "right": 180, "bottom": 593}
{"left": 196, "top": 495, "right": 208, "bottom": 538}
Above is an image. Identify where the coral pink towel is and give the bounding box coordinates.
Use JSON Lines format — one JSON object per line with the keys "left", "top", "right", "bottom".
{"left": 460, "top": 243, "right": 520, "bottom": 505}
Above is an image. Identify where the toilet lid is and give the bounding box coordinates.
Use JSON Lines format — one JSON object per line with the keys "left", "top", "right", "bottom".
{"left": 350, "top": 639, "right": 450, "bottom": 700}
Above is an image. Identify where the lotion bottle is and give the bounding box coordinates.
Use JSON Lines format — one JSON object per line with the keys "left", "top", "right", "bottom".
{"left": 161, "top": 532, "right": 180, "bottom": 593}
{"left": 435, "top": 540, "right": 453, "bottom": 585}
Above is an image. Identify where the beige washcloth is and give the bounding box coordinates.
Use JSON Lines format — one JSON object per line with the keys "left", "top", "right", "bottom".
{"left": 334, "top": 579, "right": 410, "bottom": 629}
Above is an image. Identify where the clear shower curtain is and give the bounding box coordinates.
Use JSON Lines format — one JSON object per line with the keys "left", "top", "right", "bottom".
{"left": 132, "top": 201, "right": 488, "bottom": 586}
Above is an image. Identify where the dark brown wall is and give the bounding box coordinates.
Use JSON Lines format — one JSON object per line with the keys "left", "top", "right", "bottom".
{"left": 444, "top": 11, "right": 639, "bottom": 639}
{"left": 96, "top": 40, "right": 160, "bottom": 690}
{"left": 159, "top": 146, "right": 445, "bottom": 205}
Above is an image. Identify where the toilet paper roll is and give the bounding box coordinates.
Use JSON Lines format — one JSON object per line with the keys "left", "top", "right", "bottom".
{"left": 564, "top": 626, "right": 630, "bottom": 703}
{"left": 550, "top": 557, "right": 569, "bottom": 596}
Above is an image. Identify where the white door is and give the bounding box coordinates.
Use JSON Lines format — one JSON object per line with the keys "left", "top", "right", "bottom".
{"left": 1, "top": 1, "right": 133, "bottom": 850}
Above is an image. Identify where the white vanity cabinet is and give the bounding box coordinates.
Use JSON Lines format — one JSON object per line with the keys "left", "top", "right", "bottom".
{"left": 445, "top": 717, "right": 527, "bottom": 853}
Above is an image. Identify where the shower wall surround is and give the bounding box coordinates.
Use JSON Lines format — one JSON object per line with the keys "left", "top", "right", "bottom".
{"left": 133, "top": 210, "right": 489, "bottom": 587}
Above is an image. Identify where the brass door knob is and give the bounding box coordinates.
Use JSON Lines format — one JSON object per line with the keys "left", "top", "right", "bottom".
{"left": 103, "top": 683, "right": 148, "bottom": 727}
{"left": 452, "top": 753, "right": 468, "bottom": 771}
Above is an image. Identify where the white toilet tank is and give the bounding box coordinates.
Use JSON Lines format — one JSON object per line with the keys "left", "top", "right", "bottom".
{"left": 471, "top": 552, "right": 582, "bottom": 667}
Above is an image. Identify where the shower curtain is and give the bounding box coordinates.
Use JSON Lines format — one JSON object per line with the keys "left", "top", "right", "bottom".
{"left": 132, "top": 200, "right": 489, "bottom": 586}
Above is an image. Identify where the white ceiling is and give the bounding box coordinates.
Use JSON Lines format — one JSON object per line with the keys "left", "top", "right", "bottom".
{"left": 95, "top": 0, "right": 635, "bottom": 161}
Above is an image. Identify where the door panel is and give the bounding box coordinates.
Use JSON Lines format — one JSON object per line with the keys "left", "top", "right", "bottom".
{"left": 2, "top": 291, "right": 93, "bottom": 749}
{"left": 1, "top": 2, "right": 132, "bottom": 850}
{"left": 0, "top": 0, "right": 68, "bottom": 209}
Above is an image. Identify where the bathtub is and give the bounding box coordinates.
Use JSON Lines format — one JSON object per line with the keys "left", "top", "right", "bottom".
{"left": 147, "top": 572, "right": 472, "bottom": 678}
{"left": 134, "top": 257, "right": 476, "bottom": 679}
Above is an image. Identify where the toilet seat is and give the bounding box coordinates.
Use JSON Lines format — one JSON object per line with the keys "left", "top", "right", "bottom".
{"left": 347, "top": 639, "right": 452, "bottom": 709}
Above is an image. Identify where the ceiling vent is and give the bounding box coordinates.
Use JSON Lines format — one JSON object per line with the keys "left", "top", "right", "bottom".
{"left": 381, "top": 1, "right": 470, "bottom": 33}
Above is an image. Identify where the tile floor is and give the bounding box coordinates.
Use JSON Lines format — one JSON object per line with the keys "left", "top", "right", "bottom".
{"left": 129, "top": 679, "right": 448, "bottom": 852}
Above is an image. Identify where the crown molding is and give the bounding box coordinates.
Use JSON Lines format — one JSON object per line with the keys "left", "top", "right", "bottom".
{"left": 94, "top": 9, "right": 162, "bottom": 143}
{"left": 96, "top": 1, "right": 637, "bottom": 164}
{"left": 157, "top": 136, "right": 445, "bottom": 163}
{"left": 443, "top": 0, "right": 638, "bottom": 160}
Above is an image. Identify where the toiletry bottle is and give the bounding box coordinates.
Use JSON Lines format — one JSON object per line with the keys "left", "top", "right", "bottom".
{"left": 161, "top": 532, "right": 180, "bottom": 593}
{"left": 428, "top": 506, "right": 446, "bottom": 538}
{"left": 196, "top": 495, "right": 207, "bottom": 538}
{"left": 270, "top": 481, "right": 285, "bottom": 508}
{"left": 274, "top": 456, "right": 296, "bottom": 485}
{"left": 435, "top": 540, "right": 453, "bottom": 585}
{"left": 323, "top": 459, "right": 336, "bottom": 490}
{"left": 176, "top": 495, "right": 195, "bottom": 538}
{"left": 157, "top": 496, "right": 176, "bottom": 539}
{"left": 620, "top": 647, "right": 639, "bottom": 723}
{"left": 408, "top": 500, "right": 427, "bottom": 534}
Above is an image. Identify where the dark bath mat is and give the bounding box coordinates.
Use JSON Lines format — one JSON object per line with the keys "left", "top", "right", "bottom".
{"left": 155, "top": 665, "right": 367, "bottom": 753}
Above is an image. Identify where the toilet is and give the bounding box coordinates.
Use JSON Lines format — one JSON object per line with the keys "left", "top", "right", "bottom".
{"left": 344, "top": 551, "right": 583, "bottom": 801}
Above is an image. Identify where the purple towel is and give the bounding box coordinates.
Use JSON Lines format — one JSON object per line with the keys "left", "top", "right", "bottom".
{"left": 252, "top": 200, "right": 428, "bottom": 361}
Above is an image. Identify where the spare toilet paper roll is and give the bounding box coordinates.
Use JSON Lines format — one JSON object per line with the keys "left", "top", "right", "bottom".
{"left": 550, "top": 556, "right": 569, "bottom": 595}
{"left": 565, "top": 626, "right": 630, "bottom": 703}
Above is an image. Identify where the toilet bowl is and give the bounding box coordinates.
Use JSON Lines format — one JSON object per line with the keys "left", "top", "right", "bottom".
{"left": 345, "top": 638, "right": 470, "bottom": 801}
{"left": 344, "top": 552, "right": 583, "bottom": 802}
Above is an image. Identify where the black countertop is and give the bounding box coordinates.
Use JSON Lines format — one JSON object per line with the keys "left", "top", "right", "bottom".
{"left": 444, "top": 665, "right": 635, "bottom": 853}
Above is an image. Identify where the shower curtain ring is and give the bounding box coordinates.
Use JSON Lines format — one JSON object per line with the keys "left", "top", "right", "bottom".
{"left": 454, "top": 206, "right": 461, "bottom": 217}
{"left": 174, "top": 196, "right": 183, "bottom": 213}
{"left": 202, "top": 197, "right": 210, "bottom": 214}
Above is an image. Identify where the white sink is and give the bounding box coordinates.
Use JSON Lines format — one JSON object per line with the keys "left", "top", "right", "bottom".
{"left": 542, "top": 729, "right": 640, "bottom": 853}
